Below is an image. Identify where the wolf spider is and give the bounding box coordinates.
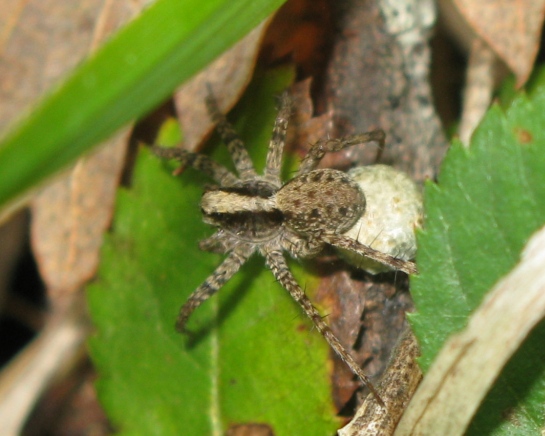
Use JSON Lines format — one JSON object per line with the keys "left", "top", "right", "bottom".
{"left": 152, "top": 90, "right": 417, "bottom": 406}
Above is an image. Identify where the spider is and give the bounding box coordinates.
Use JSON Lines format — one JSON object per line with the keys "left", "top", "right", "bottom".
{"left": 152, "top": 90, "right": 418, "bottom": 406}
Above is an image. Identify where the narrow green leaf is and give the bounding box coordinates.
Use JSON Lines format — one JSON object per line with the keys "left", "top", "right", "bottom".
{"left": 88, "top": 68, "right": 340, "bottom": 435}
{"left": 0, "top": 0, "right": 285, "bottom": 209}
{"left": 411, "top": 69, "right": 545, "bottom": 433}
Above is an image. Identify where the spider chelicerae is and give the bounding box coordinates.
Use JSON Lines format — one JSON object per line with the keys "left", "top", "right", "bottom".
{"left": 152, "top": 90, "right": 418, "bottom": 406}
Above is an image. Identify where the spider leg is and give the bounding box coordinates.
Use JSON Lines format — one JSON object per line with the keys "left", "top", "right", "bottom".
{"left": 263, "top": 92, "right": 292, "bottom": 186}
{"left": 205, "top": 89, "right": 257, "bottom": 180}
{"left": 297, "top": 129, "right": 386, "bottom": 176}
{"left": 176, "top": 244, "right": 255, "bottom": 332}
{"left": 199, "top": 230, "right": 238, "bottom": 254}
{"left": 151, "top": 145, "right": 239, "bottom": 186}
{"left": 281, "top": 231, "right": 324, "bottom": 259}
{"left": 263, "top": 248, "right": 385, "bottom": 407}
{"left": 321, "top": 234, "right": 418, "bottom": 275}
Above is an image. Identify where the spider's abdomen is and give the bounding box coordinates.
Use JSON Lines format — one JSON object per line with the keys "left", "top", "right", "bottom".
{"left": 277, "top": 169, "right": 365, "bottom": 235}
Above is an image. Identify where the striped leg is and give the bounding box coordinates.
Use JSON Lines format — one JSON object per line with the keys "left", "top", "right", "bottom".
{"left": 205, "top": 89, "right": 257, "bottom": 180}
{"left": 263, "top": 248, "right": 385, "bottom": 407}
{"left": 151, "top": 145, "right": 239, "bottom": 186}
{"left": 321, "top": 234, "right": 418, "bottom": 275}
{"left": 263, "top": 92, "right": 292, "bottom": 186}
{"left": 297, "top": 129, "right": 386, "bottom": 176}
{"left": 176, "top": 244, "right": 255, "bottom": 332}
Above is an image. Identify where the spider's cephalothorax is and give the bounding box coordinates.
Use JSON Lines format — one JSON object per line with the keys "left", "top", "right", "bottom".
{"left": 152, "top": 91, "right": 418, "bottom": 406}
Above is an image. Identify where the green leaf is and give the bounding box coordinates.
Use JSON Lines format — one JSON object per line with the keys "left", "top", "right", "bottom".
{"left": 0, "top": 0, "right": 285, "bottom": 209}
{"left": 88, "top": 68, "right": 340, "bottom": 435}
{"left": 410, "top": 70, "right": 545, "bottom": 433}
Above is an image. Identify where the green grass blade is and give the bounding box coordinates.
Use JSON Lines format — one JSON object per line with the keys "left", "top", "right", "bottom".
{"left": 0, "top": 0, "right": 285, "bottom": 208}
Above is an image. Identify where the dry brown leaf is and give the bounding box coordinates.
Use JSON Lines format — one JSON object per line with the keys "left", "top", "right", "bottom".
{"left": 1, "top": 1, "right": 98, "bottom": 131}
{"left": 25, "top": 0, "right": 148, "bottom": 296}
{"left": 174, "top": 20, "right": 271, "bottom": 152}
{"left": 261, "top": 0, "right": 332, "bottom": 81}
{"left": 0, "top": 0, "right": 145, "bottom": 132}
{"left": 0, "top": 2, "right": 148, "bottom": 432}
{"left": 458, "top": 38, "right": 496, "bottom": 144}
{"left": 288, "top": 78, "right": 332, "bottom": 158}
{"left": 395, "top": 225, "right": 545, "bottom": 436}
{"left": 453, "top": 0, "right": 545, "bottom": 87}
{"left": 31, "top": 131, "right": 129, "bottom": 295}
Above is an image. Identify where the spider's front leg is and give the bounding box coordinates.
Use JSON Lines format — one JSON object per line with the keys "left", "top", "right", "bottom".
{"left": 205, "top": 88, "right": 257, "bottom": 180}
{"left": 263, "top": 92, "right": 292, "bottom": 186}
{"left": 176, "top": 244, "right": 254, "bottom": 332}
{"left": 150, "top": 145, "right": 239, "bottom": 187}
{"left": 262, "top": 247, "right": 385, "bottom": 407}
{"left": 297, "top": 129, "right": 386, "bottom": 176}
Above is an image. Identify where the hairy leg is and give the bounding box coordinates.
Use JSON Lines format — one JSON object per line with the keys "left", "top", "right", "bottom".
{"left": 322, "top": 234, "right": 418, "bottom": 275}
{"left": 205, "top": 89, "right": 257, "bottom": 180}
{"left": 263, "top": 92, "right": 292, "bottom": 186}
{"left": 176, "top": 244, "right": 255, "bottom": 332}
{"left": 199, "top": 230, "right": 239, "bottom": 254}
{"left": 263, "top": 247, "right": 385, "bottom": 407}
{"left": 281, "top": 230, "right": 324, "bottom": 259}
{"left": 297, "top": 129, "right": 386, "bottom": 176}
{"left": 150, "top": 145, "right": 239, "bottom": 186}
